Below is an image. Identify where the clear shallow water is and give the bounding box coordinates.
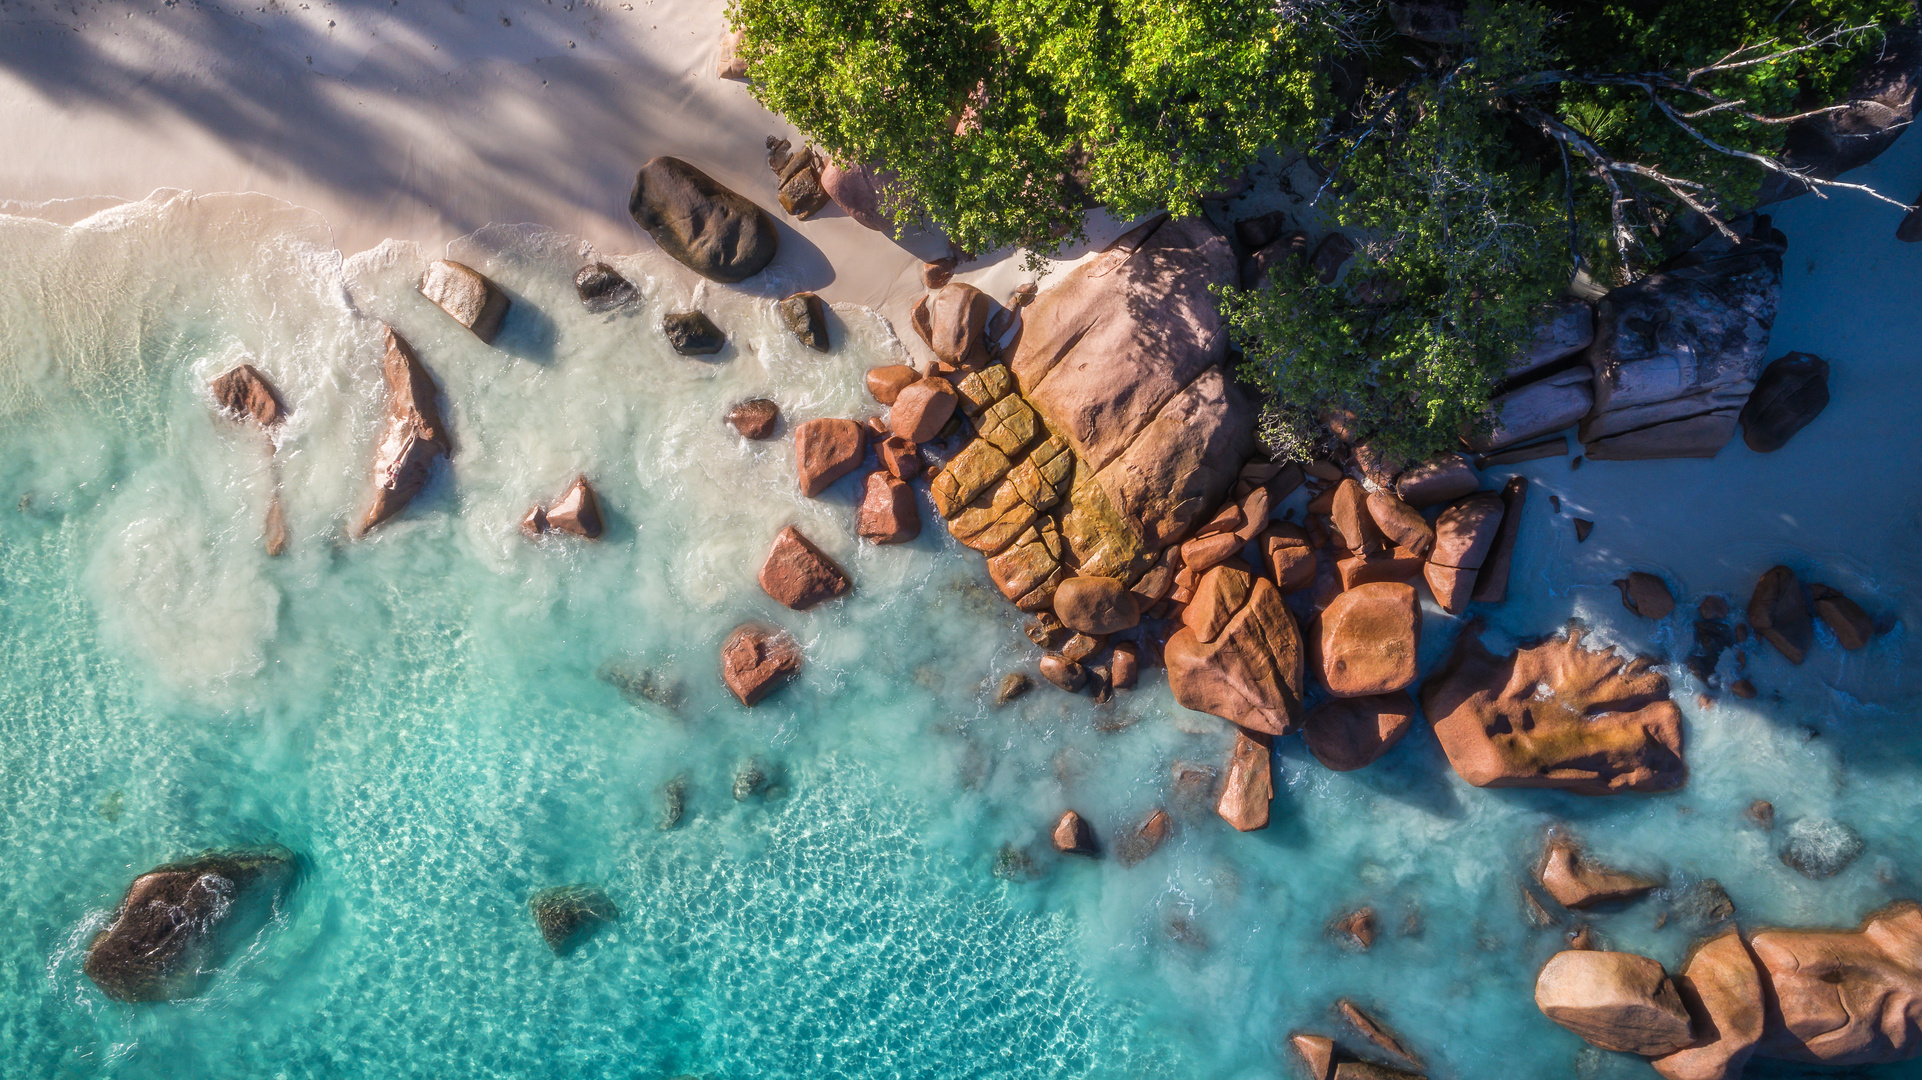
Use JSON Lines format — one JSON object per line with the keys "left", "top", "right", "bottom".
{"left": 2, "top": 189, "right": 1921, "bottom": 1080}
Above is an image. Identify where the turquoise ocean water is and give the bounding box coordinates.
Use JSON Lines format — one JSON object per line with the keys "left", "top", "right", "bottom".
{"left": 3, "top": 176, "right": 1922, "bottom": 1080}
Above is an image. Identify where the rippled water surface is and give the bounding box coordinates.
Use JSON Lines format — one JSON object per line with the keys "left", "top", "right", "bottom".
{"left": 3, "top": 172, "right": 1922, "bottom": 1079}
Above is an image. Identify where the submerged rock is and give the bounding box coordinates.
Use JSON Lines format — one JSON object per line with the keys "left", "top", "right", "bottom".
{"left": 1810, "top": 584, "right": 1874, "bottom": 650}
{"left": 725, "top": 398, "right": 780, "bottom": 440}
{"left": 84, "top": 846, "right": 297, "bottom": 1002}
{"left": 993, "top": 672, "right": 1032, "bottom": 706}
{"left": 574, "top": 262, "right": 637, "bottom": 312}
{"left": 628, "top": 156, "right": 778, "bottom": 283}
{"left": 1779, "top": 817, "right": 1864, "bottom": 879}
{"left": 1114, "top": 808, "right": 1172, "bottom": 866}
{"left": 658, "top": 776, "right": 687, "bottom": 830}
{"left": 721, "top": 623, "right": 802, "bottom": 706}
{"left": 529, "top": 884, "right": 618, "bottom": 957}
{"left": 1749, "top": 566, "right": 1813, "bottom": 664}
{"left": 1421, "top": 626, "right": 1686, "bottom": 794}
{"left": 1535, "top": 950, "right": 1694, "bottom": 1055}
{"left": 663, "top": 310, "right": 726, "bottom": 355}
{"left": 1337, "top": 999, "right": 1424, "bottom": 1070}
{"left": 356, "top": 327, "right": 452, "bottom": 536}
{"left": 1740, "top": 352, "right": 1829, "bottom": 453}
{"left": 420, "top": 259, "right": 510, "bottom": 344}
{"left": 758, "top": 525, "right": 850, "bottom": 610}
{"left": 1752, "top": 901, "right": 1922, "bottom": 1064}
{"left": 1303, "top": 692, "right": 1415, "bottom": 772}
{"left": 208, "top": 363, "right": 286, "bottom": 428}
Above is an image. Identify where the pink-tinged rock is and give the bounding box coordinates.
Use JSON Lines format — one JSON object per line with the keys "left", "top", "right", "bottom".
{"left": 1421, "top": 626, "right": 1686, "bottom": 794}
{"left": 890, "top": 377, "right": 958, "bottom": 444}
{"left": 726, "top": 398, "right": 780, "bottom": 439}
{"left": 856, "top": 471, "right": 920, "bottom": 544}
{"left": 1536, "top": 950, "right": 1694, "bottom": 1055}
{"left": 419, "top": 259, "right": 510, "bottom": 343}
{"left": 1054, "top": 575, "right": 1140, "bottom": 635}
{"left": 721, "top": 623, "right": 802, "bottom": 705}
{"left": 866, "top": 364, "right": 921, "bottom": 405}
{"left": 1395, "top": 453, "right": 1479, "bottom": 508}
{"left": 1093, "top": 365, "right": 1257, "bottom": 550}
{"left": 877, "top": 435, "right": 922, "bottom": 480}
{"left": 1430, "top": 492, "right": 1505, "bottom": 570}
{"left": 1289, "top": 1034, "right": 1337, "bottom": 1080}
{"left": 1366, "top": 490, "right": 1433, "bottom": 556}
{"left": 543, "top": 475, "right": 604, "bottom": 539}
{"left": 758, "top": 526, "right": 850, "bottom": 609}
{"left": 1752, "top": 902, "right": 1922, "bottom": 1065}
{"left": 1538, "top": 835, "right": 1661, "bottom": 908}
{"left": 1109, "top": 642, "right": 1139, "bottom": 689}
{"left": 1215, "top": 729, "right": 1274, "bottom": 832}
{"left": 911, "top": 283, "right": 993, "bottom": 369}
{"left": 1165, "top": 566, "right": 1305, "bottom": 735}
{"left": 208, "top": 364, "right": 286, "bottom": 428}
{"left": 1330, "top": 479, "right": 1384, "bottom": 555}
{"left": 1261, "top": 524, "right": 1316, "bottom": 593}
{"left": 794, "top": 418, "right": 866, "bottom": 497}
{"left": 1313, "top": 582, "right": 1420, "bottom": 698}
{"left": 520, "top": 503, "right": 547, "bottom": 538}
{"left": 1052, "top": 810, "right": 1098, "bottom": 855}
{"left": 1181, "top": 529, "right": 1245, "bottom": 576}
{"left": 1471, "top": 476, "right": 1527, "bottom": 604}
{"left": 716, "top": 28, "right": 747, "bottom": 78}
{"left": 1651, "top": 930, "right": 1766, "bottom": 1080}
{"left": 817, "top": 159, "right": 893, "bottom": 232}
{"left": 356, "top": 327, "right": 452, "bottom": 537}
{"left": 1336, "top": 553, "right": 1425, "bottom": 591}
{"left": 1114, "top": 808, "right": 1172, "bottom": 866}
{"left": 1304, "top": 692, "right": 1416, "bottom": 771}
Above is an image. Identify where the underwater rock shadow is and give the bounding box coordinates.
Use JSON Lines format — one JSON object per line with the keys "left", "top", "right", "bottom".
{"left": 1319, "top": 722, "right": 1468, "bottom": 820}
{"left": 489, "top": 283, "right": 561, "bottom": 365}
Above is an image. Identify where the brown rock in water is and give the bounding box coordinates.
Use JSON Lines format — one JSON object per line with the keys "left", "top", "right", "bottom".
{"left": 1746, "top": 800, "right": 1775, "bottom": 829}
{"left": 993, "top": 672, "right": 1032, "bottom": 706}
{"left": 911, "top": 282, "right": 994, "bottom": 369}
{"left": 726, "top": 398, "right": 780, "bottom": 440}
{"left": 866, "top": 364, "right": 921, "bottom": 405}
{"left": 1810, "top": 584, "right": 1874, "bottom": 649}
{"left": 357, "top": 327, "right": 452, "bottom": 536}
{"left": 528, "top": 884, "right": 618, "bottom": 957}
{"left": 419, "top": 259, "right": 510, "bottom": 343}
{"left": 1472, "top": 476, "right": 1527, "bottom": 604}
{"left": 1054, "top": 576, "right": 1140, "bottom": 635}
{"left": 1165, "top": 564, "right": 1306, "bottom": 735}
{"left": 890, "top": 377, "right": 958, "bottom": 444}
{"left": 1537, "top": 950, "right": 1693, "bottom": 1056}
{"left": 1332, "top": 1064, "right": 1424, "bottom": 1080}
{"left": 1052, "top": 810, "right": 1098, "bottom": 855}
{"left": 876, "top": 435, "right": 921, "bottom": 480}
{"left": 1039, "top": 653, "right": 1086, "bottom": 692}
{"left": 1749, "top": 565, "right": 1812, "bottom": 664}
{"left": 263, "top": 495, "right": 288, "bottom": 556}
{"left": 1617, "top": 572, "right": 1676, "bottom": 619}
{"left": 1751, "top": 902, "right": 1922, "bottom": 1065}
{"left": 794, "top": 418, "right": 866, "bottom": 497}
{"left": 856, "top": 471, "right": 920, "bottom": 544}
{"left": 1109, "top": 642, "right": 1140, "bottom": 689}
{"left": 1215, "top": 729, "right": 1273, "bottom": 832}
{"left": 1303, "top": 692, "right": 1416, "bottom": 771}
{"left": 1060, "top": 632, "right": 1102, "bottom": 664}
{"left": 1262, "top": 523, "right": 1316, "bottom": 593}
{"left": 1651, "top": 930, "right": 1767, "bottom": 1080}
{"left": 1396, "top": 453, "right": 1479, "bottom": 508}
{"left": 209, "top": 364, "right": 286, "bottom": 428}
{"left": 520, "top": 503, "right": 548, "bottom": 538}
{"left": 1289, "top": 1033, "right": 1337, "bottom": 1080}
{"left": 1313, "top": 582, "right": 1420, "bottom": 698}
{"left": 1024, "top": 612, "right": 1069, "bottom": 649}
{"left": 1337, "top": 999, "right": 1423, "bottom": 1069}
{"left": 83, "top": 847, "right": 297, "bottom": 1002}
{"left": 779, "top": 292, "right": 829, "bottom": 351}
{"left": 541, "top": 475, "right": 604, "bottom": 539}
{"left": 574, "top": 261, "right": 637, "bottom": 312}
{"left": 1574, "top": 518, "right": 1594, "bottom": 542}
{"left": 1740, "top": 352, "right": 1829, "bottom": 453}
{"left": 1538, "top": 835, "right": 1662, "bottom": 909}
{"left": 663, "top": 310, "right": 726, "bottom": 355}
{"left": 1333, "top": 906, "right": 1378, "bottom": 949}
{"left": 1330, "top": 479, "right": 1384, "bottom": 555}
{"left": 628, "top": 156, "right": 779, "bottom": 283}
{"left": 1421, "top": 625, "right": 1686, "bottom": 794}
{"left": 721, "top": 623, "right": 802, "bottom": 705}
{"left": 1366, "top": 491, "right": 1434, "bottom": 556}
{"left": 1115, "top": 808, "right": 1172, "bottom": 866}
{"left": 758, "top": 525, "right": 850, "bottom": 610}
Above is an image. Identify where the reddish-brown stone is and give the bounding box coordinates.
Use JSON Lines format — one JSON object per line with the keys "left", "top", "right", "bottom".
{"left": 721, "top": 623, "right": 802, "bottom": 705}
{"left": 1651, "top": 930, "right": 1767, "bottom": 1080}
{"left": 1215, "top": 729, "right": 1273, "bottom": 831}
{"left": 1313, "top": 582, "right": 1420, "bottom": 697}
{"left": 1109, "top": 642, "right": 1140, "bottom": 690}
{"left": 356, "top": 327, "right": 451, "bottom": 537}
{"left": 544, "top": 475, "right": 604, "bottom": 539}
{"left": 1751, "top": 902, "right": 1922, "bottom": 1065}
{"left": 890, "top": 377, "right": 958, "bottom": 444}
{"left": 1165, "top": 566, "right": 1306, "bottom": 735}
{"left": 1750, "top": 566, "right": 1813, "bottom": 664}
{"left": 1054, "top": 576, "right": 1141, "bottom": 635}
{"left": 1536, "top": 950, "right": 1693, "bottom": 1056}
{"left": 1304, "top": 692, "right": 1416, "bottom": 771}
{"left": 1261, "top": 523, "right": 1316, "bottom": 593}
{"left": 758, "top": 525, "right": 851, "bottom": 609}
{"left": 866, "top": 364, "right": 922, "bottom": 405}
{"left": 1115, "top": 808, "right": 1172, "bottom": 866}
{"left": 856, "top": 471, "right": 920, "bottom": 544}
{"left": 794, "top": 418, "right": 866, "bottom": 497}
{"left": 1052, "top": 810, "right": 1098, "bottom": 855}
{"left": 209, "top": 363, "right": 286, "bottom": 428}
{"left": 727, "top": 398, "right": 780, "bottom": 439}
{"left": 877, "top": 435, "right": 922, "bottom": 480}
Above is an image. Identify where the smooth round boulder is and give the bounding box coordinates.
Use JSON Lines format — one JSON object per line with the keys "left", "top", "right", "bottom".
{"left": 1651, "top": 930, "right": 1767, "bottom": 1080}
{"left": 912, "top": 282, "right": 993, "bottom": 369}
{"left": 1779, "top": 817, "right": 1864, "bottom": 879}
{"left": 1052, "top": 810, "right": 1098, "bottom": 855}
{"left": 721, "top": 623, "right": 802, "bottom": 706}
{"left": 1303, "top": 691, "right": 1416, "bottom": 771}
{"left": 1536, "top": 950, "right": 1694, "bottom": 1056}
{"left": 726, "top": 399, "right": 780, "bottom": 440}
{"left": 627, "top": 156, "right": 778, "bottom": 283}
{"left": 1039, "top": 653, "right": 1086, "bottom": 692}
{"left": 663, "top": 310, "right": 726, "bottom": 355}
{"left": 1053, "top": 576, "right": 1140, "bottom": 635}
{"left": 574, "top": 262, "right": 637, "bottom": 312}
{"left": 889, "top": 376, "right": 957, "bottom": 444}
{"left": 866, "top": 364, "right": 921, "bottom": 405}
{"left": 793, "top": 418, "right": 866, "bottom": 497}
{"left": 1740, "top": 352, "right": 1829, "bottom": 453}
{"left": 1313, "top": 582, "right": 1420, "bottom": 697}
{"left": 420, "top": 259, "right": 510, "bottom": 343}
{"left": 779, "top": 291, "right": 829, "bottom": 351}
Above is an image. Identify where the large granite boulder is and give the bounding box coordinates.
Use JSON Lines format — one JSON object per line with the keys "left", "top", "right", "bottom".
{"left": 911, "top": 283, "right": 994, "bottom": 370}
{"left": 209, "top": 364, "right": 286, "bottom": 428}
{"left": 84, "top": 847, "right": 297, "bottom": 1002}
{"left": 1425, "top": 492, "right": 1504, "bottom": 613}
{"left": 1752, "top": 902, "right": 1922, "bottom": 1065}
{"left": 794, "top": 418, "right": 866, "bottom": 497}
{"left": 1421, "top": 626, "right": 1686, "bottom": 794}
{"left": 1468, "top": 299, "right": 1596, "bottom": 451}
{"left": 1538, "top": 834, "right": 1661, "bottom": 909}
{"left": 529, "top": 884, "right": 618, "bottom": 957}
{"left": 1740, "top": 352, "right": 1829, "bottom": 453}
{"left": 1652, "top": 930, "right": 1767, "bottom": 1080}
{"left": 1580, "top": 224, "right": 1785, "bottom": 459}
{"left": 1313, "top": 582, "right": 1420, "bottom": 697}
{"left": 721, "top": 622, "right": 803, "bottom": 706}
{"left": 1165, "top": 562, "right": 1306, "bottom": 735}
{"left": 627, "top": 157, "right": 778, "bottom": 283}
{"left": 356, "top": 327, "right": 451, "bottom": 536}
{"left": 1536, "top": 950, "right": 1694, "bottom": 1055}
{"left": 1215, "top": 729, "right": 1273, "bottom": 832}
{"left": 856, "top": 471, "right": 920, "bottom": 544}
{"left": 818, "top": 160, "right": 892, "bottom": 232}
{"left": 420, "top": 259, "right": 509, "bottom": 343}
{"left": 1770, "top": 24, "right": 1922, "bottom": 194}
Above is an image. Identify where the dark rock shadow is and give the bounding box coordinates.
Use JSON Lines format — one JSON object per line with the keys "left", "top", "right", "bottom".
{"left": 492, "top": 285, "right": 559, "bottom": 364}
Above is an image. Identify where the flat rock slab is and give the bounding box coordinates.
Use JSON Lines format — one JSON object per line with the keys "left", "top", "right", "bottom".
{"left": 721, "top": 623, "right": 802, "bottom": 705}
{"left": 1537, "top": 950, "right": 1693, "bottom": 1056}
{"left": 758, "top": 525, "right": 850, "bottom": 610}
{"left": 628, "top": 156, "right": 778, "bottom": 283}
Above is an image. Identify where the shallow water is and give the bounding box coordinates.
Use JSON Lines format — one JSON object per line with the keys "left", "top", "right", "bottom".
{"left": 2, "top": 169, "right": 1921, "bottom": 1080}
